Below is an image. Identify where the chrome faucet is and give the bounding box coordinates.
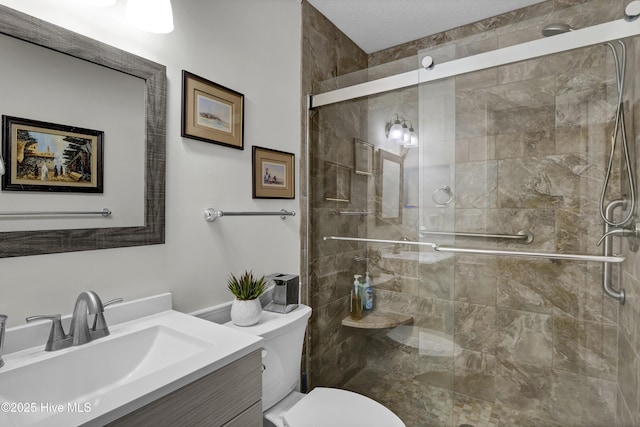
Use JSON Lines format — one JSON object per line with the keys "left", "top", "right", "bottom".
{"left": 0, "top": 314, "right": 6, "bottom": 368}
{"left": 26, "top": 292, "right": 122, "bottom": 351}
{"left": 69, "top": 291, "right": 105, "bottom": 346}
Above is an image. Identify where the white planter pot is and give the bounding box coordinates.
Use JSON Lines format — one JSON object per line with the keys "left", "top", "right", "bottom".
{"left": 230, "top": 298, "right": 262, "bottom": 326}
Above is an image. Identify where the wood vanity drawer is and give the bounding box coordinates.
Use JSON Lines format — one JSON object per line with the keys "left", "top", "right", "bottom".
{"left": 222, "top": 400, "right": 262, "bottom": 427}
{"left": 107, "top": 349, "right": 262, "bottom": 427}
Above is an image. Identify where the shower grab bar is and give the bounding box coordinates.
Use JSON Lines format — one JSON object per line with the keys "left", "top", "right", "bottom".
{"left": 204, "top": 208, "right": 296, "bottom": 222}
{"left": 0, "top": 208, "right": 111, "bottom": 217}
{"left": 419, "top": 228, "right": 534, "bottom": 244}
{"left": 332, "top": 210, "right": 373, "bottom": 216}
{"left": 601, "top": 199, "right": 627, "bottom": 303}
{"left": 323, "top": 236, "right": 625, "bottom": 264}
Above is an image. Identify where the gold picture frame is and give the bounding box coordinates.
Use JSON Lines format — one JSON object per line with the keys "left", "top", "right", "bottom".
{"left": 252, "top": 146, "right": 295, "bottom": 199}
{"left": 181, "top": 70, "right": 244, "bottom": 149}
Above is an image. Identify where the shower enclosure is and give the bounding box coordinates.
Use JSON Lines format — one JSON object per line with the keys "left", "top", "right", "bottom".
{"left": 305, "top": 1, "right": 640, "bottom": 426}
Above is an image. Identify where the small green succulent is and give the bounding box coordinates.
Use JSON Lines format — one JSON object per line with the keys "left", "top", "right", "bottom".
{"left": 227, "top": 270, "right": 266, "bottom": 301}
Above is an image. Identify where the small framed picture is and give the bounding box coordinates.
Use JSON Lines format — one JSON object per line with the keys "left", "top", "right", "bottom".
{"left": 354, "top": 138, "right": 373, "bottom": 176}
{"left": 324, "top": 161, "right": 351, "bottom": 202}
{"left": 181, "top": 70, "right": 244, "bottom": 150}
{"left": 2, "top": 115, "right": 103, "bottom": 193}
{"left": 252, "top": 146, "right": 295, "bottom": 199}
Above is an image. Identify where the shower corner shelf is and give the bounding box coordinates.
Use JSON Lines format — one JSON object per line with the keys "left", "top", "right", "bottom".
{"left": 342, "top": 310, "right": 413, "bottom": 329}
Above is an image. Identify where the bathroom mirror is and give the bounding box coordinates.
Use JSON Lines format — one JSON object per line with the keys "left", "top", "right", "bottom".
{"left": 376, "top": 149, "right": 403, "bottom": 225}
{"left": 0, "top": 5, "right": 166, "bottom": 258}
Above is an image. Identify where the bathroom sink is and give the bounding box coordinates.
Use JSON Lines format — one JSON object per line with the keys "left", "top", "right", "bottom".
{"left": 0, "top": 310, "right": 262, "bottom": 427}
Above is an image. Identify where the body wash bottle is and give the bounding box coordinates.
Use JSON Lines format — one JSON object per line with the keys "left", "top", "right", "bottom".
{"left": 350, "top": 275, "right": 363, "bottom": 320}
{"left": 364, "top": 271, "right": 374, "bottom": 310}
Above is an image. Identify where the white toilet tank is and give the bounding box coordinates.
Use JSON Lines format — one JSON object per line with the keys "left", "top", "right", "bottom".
{"left": 225, "top": 304, "right": 312, "bottom": 411}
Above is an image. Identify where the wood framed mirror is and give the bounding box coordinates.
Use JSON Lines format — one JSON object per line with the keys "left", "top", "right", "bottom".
{"left": 0, "top": 5, "right": 166, "bottom": 258}
{"left": 376, "top": 149, "right": 403, "bottom": 225}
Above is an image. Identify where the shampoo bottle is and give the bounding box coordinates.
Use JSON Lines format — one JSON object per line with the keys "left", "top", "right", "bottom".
{"left": 364, "top": 271, "right": 374, "bottom": 310}
{"left": 350, "top": 275, "right": 363, "bottom": 320}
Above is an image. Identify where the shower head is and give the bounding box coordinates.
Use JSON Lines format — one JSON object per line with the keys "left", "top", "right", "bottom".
{"left": 541, "top": 23, "right": 574, "bottom": 37}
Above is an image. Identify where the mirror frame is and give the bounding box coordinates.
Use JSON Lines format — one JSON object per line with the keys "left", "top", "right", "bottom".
{"left": 0, "top": 5, "right": 166, "bottom": 258}
{"left": 376, "top": 149, "right": 403, "bottom": 226}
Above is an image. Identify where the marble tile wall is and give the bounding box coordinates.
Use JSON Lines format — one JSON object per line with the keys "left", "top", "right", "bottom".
{"left": 301, "top": 1, "right": 369, "bottom": 390}
{"left": 303, "top": 0, "right": 640, "bottom": 425}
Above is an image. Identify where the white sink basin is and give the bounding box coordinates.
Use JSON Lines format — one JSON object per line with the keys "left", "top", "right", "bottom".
{"left": 0, "top": 310, "right": 262, "bottom": 427}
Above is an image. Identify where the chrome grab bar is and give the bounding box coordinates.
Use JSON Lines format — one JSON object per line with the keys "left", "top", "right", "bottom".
{"left": 323, "top": 236, "right": 625, "bottom": 264}
{"left": 600, "top": 199, "right": 627, "bottom": 303}
{"left": 0, "top": 208, "right": 111, "bottom": 217}
{"left": 204, "top": 208, "right": 296, "bottom": 222}
{"left": 332, "top": 210, "right": 373, "bottom": 216}
{"left": 419, "top": 228, "right": 534, "bottom": 244}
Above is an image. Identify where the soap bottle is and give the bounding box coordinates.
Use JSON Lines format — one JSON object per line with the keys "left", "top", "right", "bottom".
{"left": 364, "top": 272, "right": 374, "bottom": 310}
{"left": 350, "top": 275, "right": 363, "bottom": 320}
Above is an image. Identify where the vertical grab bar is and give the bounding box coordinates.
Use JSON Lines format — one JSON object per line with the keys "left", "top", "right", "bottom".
{"left": 603, "top": 199, "right": 626, "bottom": 303}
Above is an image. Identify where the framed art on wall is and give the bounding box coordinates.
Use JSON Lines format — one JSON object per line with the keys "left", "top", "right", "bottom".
{"left": 2, "top": 115, "right": 104, "bottom": 193}
{"left": 252, "top": 146, "right": 295, "bottom": 199}
{"left": 181, "top": 70, "right": 244, "bottom": 150}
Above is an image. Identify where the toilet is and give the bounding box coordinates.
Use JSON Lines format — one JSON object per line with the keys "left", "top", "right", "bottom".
{"left": 225, "top": 304, "right": 405, "bottom": 427}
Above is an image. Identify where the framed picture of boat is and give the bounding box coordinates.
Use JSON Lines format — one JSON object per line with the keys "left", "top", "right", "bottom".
{"left": 181, "top": 70, "right": 244, "bottom": 150}
{"left": 1, "top": 115, "right": 104, "bottom": 193}
{"left": 252, "top": 146, "right": 294, "bottom": 199}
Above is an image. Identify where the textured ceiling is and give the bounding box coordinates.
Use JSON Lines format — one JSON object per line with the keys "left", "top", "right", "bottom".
{"left": 306, "top": 0, "right": 547, "bottom": 53}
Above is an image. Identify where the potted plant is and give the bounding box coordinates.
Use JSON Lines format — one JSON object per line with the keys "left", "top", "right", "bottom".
{"left": 227, "top": 270, "right": 266, "bottom": 326}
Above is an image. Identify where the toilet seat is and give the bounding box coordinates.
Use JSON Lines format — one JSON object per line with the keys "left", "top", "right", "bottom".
{"left": 282, "top": 387, "right": 405, "bottom": 427}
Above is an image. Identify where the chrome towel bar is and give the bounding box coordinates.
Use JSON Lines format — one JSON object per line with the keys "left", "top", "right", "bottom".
{"left": 204, "top": 208, "right": 295, "bottom": 222}
{"left": 323, "top": 236, "right": 625, "bottom": 264}
{"left": 0, "top": 208, "right": 111, "bottom": 217}
{"left": 332, "top": 210, "right": 373, "bottom": 216}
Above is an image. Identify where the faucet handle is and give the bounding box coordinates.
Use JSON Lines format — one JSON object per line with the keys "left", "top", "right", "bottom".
{"left": 91, "top": 298, "right": 122, "bottom": 332}
{"left": 0, "top": 314, "right": 6, "bottom": 368}
{"left": 26, "top": 314, "right": 69, "bottom": 352}
{"left": 596, "top": 223, "right": 640, "bottom": 247}
{"left": 103, "top": 298, "right": 124, "bottom": 308}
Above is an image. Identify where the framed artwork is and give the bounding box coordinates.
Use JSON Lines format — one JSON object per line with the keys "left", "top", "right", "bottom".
{"left": 181, "top": 70, "right": 244, "bottom": 150}
{"left": 2, "top": 115, "right": 103, "bottom": 193}
{"left": 324, "top": 161, "right": 351, "bottom": 202}
{"left": 354, "top": 138, "right": 373, "bottom": 176}
{"left": 252, "top": 146, "right": 295, "bottom": 199}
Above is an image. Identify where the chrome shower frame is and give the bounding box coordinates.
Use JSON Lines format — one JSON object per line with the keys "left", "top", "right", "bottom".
{"left": 310, "top": 5, "right": 640, "bottom": 108}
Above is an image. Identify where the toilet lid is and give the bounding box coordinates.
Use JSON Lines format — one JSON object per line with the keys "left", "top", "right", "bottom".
{"left": 283, "top": 387, "right": 405, "bottom": 427}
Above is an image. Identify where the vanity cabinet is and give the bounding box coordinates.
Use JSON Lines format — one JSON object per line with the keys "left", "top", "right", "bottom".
{"left": 107, "top": 350, "right": 262, "bottom": 427}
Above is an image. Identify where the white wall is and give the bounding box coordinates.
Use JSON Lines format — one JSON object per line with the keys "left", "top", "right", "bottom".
{"left": 0, "top": 0, "right": 302, "bottom": 326}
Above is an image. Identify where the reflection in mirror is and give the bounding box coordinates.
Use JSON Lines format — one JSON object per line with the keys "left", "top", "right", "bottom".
{"left": 376, "top": 149, "right": 403, "bottom": 225}
{"left": 0, "top": 4, "right": 166, "bottom": 258}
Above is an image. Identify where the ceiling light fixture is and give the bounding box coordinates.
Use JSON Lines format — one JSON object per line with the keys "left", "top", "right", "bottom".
{"left": 125, "top": 0, "right": 175, "bottom": 34}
